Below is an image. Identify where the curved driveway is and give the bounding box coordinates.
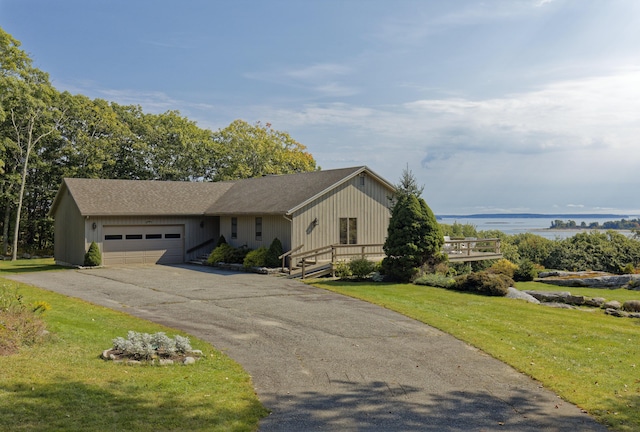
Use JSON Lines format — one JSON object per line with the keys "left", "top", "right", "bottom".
{"left": 8, "top": 265, "right": 606, "bottom": 431}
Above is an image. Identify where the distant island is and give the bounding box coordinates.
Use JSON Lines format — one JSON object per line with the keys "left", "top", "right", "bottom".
{"left": 437, "top": 213, "right": 630, "bottom": 219}
{"left": 549, "top": 218, "right": 640, "bottom": 230}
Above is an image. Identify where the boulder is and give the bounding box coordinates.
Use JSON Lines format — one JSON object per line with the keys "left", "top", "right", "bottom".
{"left": 605, "top": 308, "right": 628, "bottom": 318}
{"left": 603, "top": 300, "right": 622, "bottom": 310}
{"left": 584, "top": 297, "right": 606, "bottom": 307}
{"left": 506, "top": 288, "right": 540, "bottom": 304}
{"left": 622, "top": 300, "right": 640, "bottom": 312}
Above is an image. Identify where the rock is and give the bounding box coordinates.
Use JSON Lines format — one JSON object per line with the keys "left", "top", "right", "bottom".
{"left": 628, "top": 313, "right": 640, "bottom": 319}
{"left": 622, "top": 300, "right": 640, "bottom": 312}
{"left": 541, "top": 302, "right": 575, "bottom": 309}
{"left": 159, "top": 359, "right": 174, "bottom": 365}
{"left": 524, "top": 291, "right": 572, "bottom": 303}
{"left": 605, "top": 308, "right": 628, "bottom": 317}
{"left": 102, "top": 349, "right": 111, "bottom": 359}
{"left": 189, "top": 349, "right": 203, "bottom": 356}
{"left": 126, "top": 360, "right": 141, "bottom": 365}
{"left": 584, "top": 297, "right": 606, "bottom": 307}
{"left": 506, "top": 288, "right": 540, "bottom": 304}
{"left": 182, "top": 357, "right": 197, "bottom": 365}
{"left": 603, "top": 300, "right": 622, "bottom": 310}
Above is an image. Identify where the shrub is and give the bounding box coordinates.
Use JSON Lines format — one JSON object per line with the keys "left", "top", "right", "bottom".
{"left": 217, "top": 235, "right": 227, "bottom": 246}
{"left": 414, "top": 273, "right": 456, "bottom": 289}
{"left": 453, "top": 271, "right": 512, "bottom": 296}
{"left": 229, "top": 246, "right": 251, "bottom": 264}
{"left": 349, "top": 258, "right": 376, "bottom": 279}
{"left": 111, "top": 331, "right": 193, "bottom": 360}
{"left": 514, "top": 259, "right": 539, "bottom": 282}
{"left": 207, "top": 243, "right": 234, "bottom": 264}
{"left": 0, "top": 284, "right": 48, "bottom": 356}
{"left": 488, "top": 259, "right": 517, "bottom": 278}
{"left": 622, "top": 263, "right": 636, "bottom": 275}
{"left": 84, "top": 241, "right": 102, "bottom": 266}
{"left": 265, "top": 237, "right": 283, "bottom": 268}
{"left": 334, "top": 261, "right": 352, "bottom": 279}
{"left": 243, "top": 247, "right": 268, "bottom": 268}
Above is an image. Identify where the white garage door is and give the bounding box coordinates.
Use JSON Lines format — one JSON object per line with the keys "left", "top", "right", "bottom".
{"left": 103, "top": 225, "right": 184, "bottom": 265}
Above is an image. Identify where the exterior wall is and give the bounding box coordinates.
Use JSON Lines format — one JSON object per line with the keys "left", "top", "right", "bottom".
{"left": 82, "top": 215, "right": 219, "bottom": 265}
{"left": 290, "top": 174, "right": 392, "bottom": 257}
{"left": 53, "top": 188, "right": 87, "bottom": 266}
{"left": 219, "top": 215, "right": 291, "bottom": 251}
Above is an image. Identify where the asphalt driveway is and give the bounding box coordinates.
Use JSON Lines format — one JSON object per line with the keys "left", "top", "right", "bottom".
{"left": 8, "top": 265, "right": 607, "bottom": 431}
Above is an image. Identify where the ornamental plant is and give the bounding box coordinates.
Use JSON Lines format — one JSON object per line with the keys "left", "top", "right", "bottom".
{"left": 84, "top": 242, "right": 101, "bottom": 266}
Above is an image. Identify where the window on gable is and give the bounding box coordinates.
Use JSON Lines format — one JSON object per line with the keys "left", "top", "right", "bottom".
{"left": 339, "top": 218, "right": 357, "bottom": 245}
{"left": 231, "top": 217, "right": 238, "bottom": 239}
{"left": 255, "top": 217, "right": 262, "bottom": 241}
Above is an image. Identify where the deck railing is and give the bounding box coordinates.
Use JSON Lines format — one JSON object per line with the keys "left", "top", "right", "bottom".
{"left": 282, "top": 238, "right": 502, "bottom": 278}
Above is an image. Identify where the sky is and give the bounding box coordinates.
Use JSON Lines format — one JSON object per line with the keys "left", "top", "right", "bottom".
{"left": 2, "top": 0, "right": 640, "bottom": 215}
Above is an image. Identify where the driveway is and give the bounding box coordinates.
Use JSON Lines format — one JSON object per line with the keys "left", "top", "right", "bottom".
{"left": 8, "top": 265, "right": 606, "bottom": 431}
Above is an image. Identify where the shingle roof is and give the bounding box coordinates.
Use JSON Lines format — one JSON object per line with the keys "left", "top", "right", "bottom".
{"left": 55, "top": 178, "right": 235, "bottom": 216}
{"left": 51, "top": 166, "right": 395, "bottom": 217}
{"left": 208, "top": 166, "right": 372, "bottom": 215}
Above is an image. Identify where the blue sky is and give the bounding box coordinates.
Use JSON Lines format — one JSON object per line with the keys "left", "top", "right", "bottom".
{"left": 2, "top": 0, "right": 640, "bottom": 215}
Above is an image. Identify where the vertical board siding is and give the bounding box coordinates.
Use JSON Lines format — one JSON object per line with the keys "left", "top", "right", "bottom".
{"left": 291, "top": 175, "right": 392, "bottom": 257}
{"left": 220, "top": 215, "right": 291, "bottom": 251}
{"left": 53, "top": 188, "right": 86, "bottom": 266}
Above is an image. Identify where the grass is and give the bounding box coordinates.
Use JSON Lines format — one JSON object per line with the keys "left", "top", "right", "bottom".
{"left": 0, "top": 257, "right": 65, "bottom": 274}
{"left": 311, "top": 279, "right": 640, "bottom": 432}
{"left": 0, "top": 276, "right": 268, "bottom": 431}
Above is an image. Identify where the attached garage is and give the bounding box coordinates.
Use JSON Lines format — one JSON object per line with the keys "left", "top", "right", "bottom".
{"left": 102, "top": 225, "right": 184, "bottom": 265}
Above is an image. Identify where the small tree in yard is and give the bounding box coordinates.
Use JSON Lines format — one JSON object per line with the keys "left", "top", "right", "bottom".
{"left": 84, "top": 241, "right": 101, "bottom": 266}
{"left": 382, "top": 169, "right": 443, "bottom": 283}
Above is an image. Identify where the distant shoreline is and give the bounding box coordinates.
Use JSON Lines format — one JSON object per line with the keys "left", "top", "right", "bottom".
{"left": 437, "top": 213, "right": 633, "bottom": 219}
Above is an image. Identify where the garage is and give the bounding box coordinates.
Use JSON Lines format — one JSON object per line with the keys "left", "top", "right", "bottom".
{"left": 102, "top": 225, "right": 184, "bottom": 265}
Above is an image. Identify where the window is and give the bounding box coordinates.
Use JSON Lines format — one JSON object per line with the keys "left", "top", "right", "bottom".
{"left": 105, "top": 234, "right": 122, "bottom": 240}
{"left": 125, "top": 234, "right": 143, "bottom": 240}
{"left": 231, "top": 217, "right": 238, "bottom": 239}
{"left": 165, "top": 233, "right": 181, "bottom": 239}
{"left": 146, "top": 234, "right": 162, "bottom": 239}
{"left": 359, "top": 173, "right": 365, "bottom": 186}
{"left": 255, "top": 217, "right": 262, "bottom": 241}
{"left": 339, "top": 218, "right": 357, "bottom": 244}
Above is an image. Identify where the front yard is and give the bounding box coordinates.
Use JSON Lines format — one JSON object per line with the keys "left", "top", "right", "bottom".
{"left": 311, "top": 280, "right": 640, "bottom": 432}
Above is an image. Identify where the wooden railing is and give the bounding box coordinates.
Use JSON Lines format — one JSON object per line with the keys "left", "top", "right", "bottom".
{"left": 443, "top": 238, "right": 501, "bottom": 257}
{"left": 281, "top": 238, "right": 502, "bottom": 278}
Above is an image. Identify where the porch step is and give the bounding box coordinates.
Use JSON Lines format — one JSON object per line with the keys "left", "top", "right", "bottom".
{"left": 187, "top": 253, "right": 210, "bottom": 265}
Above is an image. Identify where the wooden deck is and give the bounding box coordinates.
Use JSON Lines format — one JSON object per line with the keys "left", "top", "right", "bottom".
{"left": 282, "top": 238, "right": 503, "bottom": 278}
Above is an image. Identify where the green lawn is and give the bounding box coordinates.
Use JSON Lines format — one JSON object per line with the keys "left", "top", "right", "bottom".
{"left": 0, "top": 257, "right": 64, "bottom": 274}
{"left": 311, "top": 280, "right": 640, "bottom": 432}
{"left": 0, "top": 274, "right": 268, "bottom": 431}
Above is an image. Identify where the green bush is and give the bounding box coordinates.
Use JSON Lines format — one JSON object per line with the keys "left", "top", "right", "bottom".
{"left": 243, "top": 247, "right": 268, "bottom": 268}
{"left": 453, "top": 271, "right": 512, "bottom": 296}
{"left": 513, "top": 259, "right": 539, "bottom": 282}
{"left": 414, "top": 273, "right": 456, "bottom": 289}
{"left": 229, "top": 246, "right": 251, "bottom": 264}
{"left": 111, "top": 331, "right": 193, "bottom": 360}
{"left": 488, "top": 258, "right": 517, "bottom": 278}
{"left": 83, "top": 242, "right": 102, "bottom": 266}
{"left": 265, "top": 237, "right": 283, "bottom": 268}
{"left": 217, "top": 235, "right": 227, "bottom": 246}
{"left": 334, "top": 261, "right": 352, "bottom": 279}
{"left": 349, "top": 258, "right": 376, "bottom": 279}
{"left": 207, "top": 243, "right": 234, "bottom": 264}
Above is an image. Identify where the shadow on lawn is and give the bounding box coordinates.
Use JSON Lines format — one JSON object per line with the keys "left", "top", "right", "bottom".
{"left": 0, "top": 259, "right": 64, "bottom": 274}
{"left": 259, "top": 380, "right": 608, "bottom": 432}
{"left": 0, "top": 379, "right": 265, "bottom": 431}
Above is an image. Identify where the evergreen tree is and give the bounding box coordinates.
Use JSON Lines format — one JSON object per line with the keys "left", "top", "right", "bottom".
{"left": 382, "top": 168, "right": 443, "bottom": 282}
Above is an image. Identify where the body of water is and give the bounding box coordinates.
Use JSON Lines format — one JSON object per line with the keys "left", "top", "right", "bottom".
{"left": 437, "top": 217, "right": 635, "bottom": 240}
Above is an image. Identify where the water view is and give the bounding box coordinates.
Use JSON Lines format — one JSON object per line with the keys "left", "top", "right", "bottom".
{"left": 437, "top": 216, "right": 638, "bottom": 240}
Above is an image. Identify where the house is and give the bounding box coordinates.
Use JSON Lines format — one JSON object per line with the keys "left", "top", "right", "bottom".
{"left": 49, "top": 166, "right": 396, "bottom": 266}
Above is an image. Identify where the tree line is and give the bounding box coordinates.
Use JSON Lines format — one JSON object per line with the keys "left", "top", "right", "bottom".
{"left": 550, "top": 219, "right": 640, "bottom": 230}
{"left": 0, "top": 27, "right": 316, "bottom": 258}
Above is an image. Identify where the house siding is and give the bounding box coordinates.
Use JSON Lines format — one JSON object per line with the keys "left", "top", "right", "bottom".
{"left": 290, "top": 174, "right": 392, "bottom": 257}
{"left": 219, "top": 215, "right": 291, "bottom": 252}
{"left": 53, "top": 188, "right": 86, "bottom": 266}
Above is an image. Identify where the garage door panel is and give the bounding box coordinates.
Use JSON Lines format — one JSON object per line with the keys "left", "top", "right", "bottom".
{"left": 103, "top": 225, "right": 184, "bottom": 265}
